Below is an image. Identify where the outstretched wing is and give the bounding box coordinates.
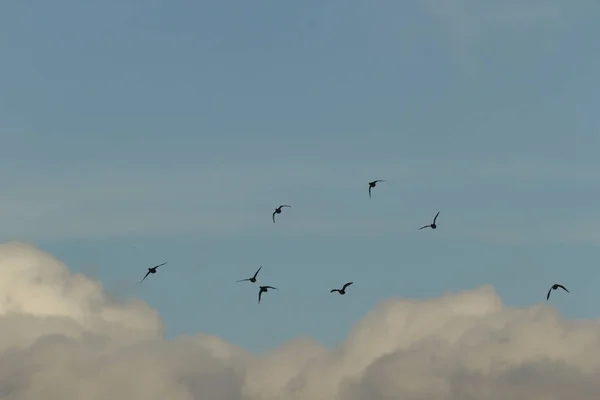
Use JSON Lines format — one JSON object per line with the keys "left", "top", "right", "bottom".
{"left": 258, "top": 290, "right": 262, "bottom": 304}
{"left": 252, "top": 266, "right": 262, "bottom": 279}
{"left": 237, "top": 278, "right": 251, "bottom": 282}
{"left": 433, "top": 212, "right": 440, "bottom": 224}
{"left": 272, "top": 211, "right": 276, "bottom": 223}
{"left": 279, "top": 205, "right": 291, "bottom": 208}
{"left": 265, "top": 286, "right": 277, "bottom": 290}
{"left": 330, "top": 289, "right": 339, "bottom": 293}
{"left": 546, "top": 287, "right": 553, "bottom": 300}
{"left": 153, "top": 262, "right": 167, "bottom": 270}
{"left": 342, "top": 282, "right": 354, "bottom": 290}
{"left": 140, "top": 271, "right": 151, "bottom": 283}
{"left": 368, "top": 186, "right": 372, "bottom": 199}
{"left": 557, "top": 284, "right": 569, "bottom": 293}
{"left": 419, "top": 225, "right": 430, "bottom": 230}
{"left": 375, "top": 180, "right": 385, "bottom": 183}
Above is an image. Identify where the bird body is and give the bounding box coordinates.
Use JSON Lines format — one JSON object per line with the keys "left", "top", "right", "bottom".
{"left": 258, "top": 285, "right": 277, "bottom": 303}
{"left": 237, "top": 266, "right": 262, "bottom": 283}
{"left": 547, "top": 284, "right": 569, "bottom": 300}
{"left": 419, "top": 211, "right": 440, "bottom": 230}
{"left": 272, "top": 205, "right": 291, "bottom": 223}
{"left": 139, "top": 262, "right": 167, "bottom": 283}
{"left": 331, "top": 281, "right": 353, "bottom": 295}
{"left": 368, "top": 180, "right": 385, "bottom": 199}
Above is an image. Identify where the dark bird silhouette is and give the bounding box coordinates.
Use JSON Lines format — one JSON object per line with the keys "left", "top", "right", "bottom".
{"left": 330, "top": 281, "right": 353, "bottom": 295}
{"left": 368, "top": 180, "right": 386, "bottom": 199}
{"left": 237, "top": 266, "right": 262, "bottom": 283}
{"left": 139, "top": 262, "right": 167, "bottom": 283}
{"left": 272, "top": 205, "right": 291, "bottom": 223}
{"left": 419, "top": 211, "right": 440, "bottom": 230}
{"left": 258, "top": 285, "right": 277, "bottom": 304}
{"left": 546, "top": 284, "right": 569, "bottom": 300}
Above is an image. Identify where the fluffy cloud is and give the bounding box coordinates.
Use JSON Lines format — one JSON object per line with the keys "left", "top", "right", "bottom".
{"left": 0, "top": 241, "right": 599, "bottom": 399}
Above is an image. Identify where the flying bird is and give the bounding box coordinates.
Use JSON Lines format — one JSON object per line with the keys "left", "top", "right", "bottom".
{"left": 258, "top": 285, "right": 277, "bottom": 304}
{"left": 330, "top": 281, "right": 353, "bottom": 295}
{"left": 272, "top": 205, "right": 291, "bottom": 223}
{"left": 368, "top": 180, "right": 385, "bottom": 199}
{"left": 419, "top": 211, "right": 440, "bottom": 230}
{"left": 546, "top": 284, "right": 569, "bottom": 300}
{"left": 237, "top": 266, "right": 262, "bottom": 283}
{"left": 139, "top": 262, "right": 167, "bottom": 283}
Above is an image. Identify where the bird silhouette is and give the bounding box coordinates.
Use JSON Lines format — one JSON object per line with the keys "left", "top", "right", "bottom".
{"left": 546, "top": 284, "right": 569, "bottom": 300}
{"left": 139, "top": 262, "right": 167, "bottom": 283}
{"left": 419, "top": 211, "right": 440, "bottom": 230}
{"left": 330, "top": 281, "right": 353, "bottom": 295}
{"left": 272, "top": 205, "right": 291, "bottom": 223}
{"left": 258, "top": 285, "right": 277, "bottom": 303}
{"left": 368, "top": 180, "right": 385, "bottom": 199}
{"left": 237, "top": 266, "right": 262, "bottom": 283}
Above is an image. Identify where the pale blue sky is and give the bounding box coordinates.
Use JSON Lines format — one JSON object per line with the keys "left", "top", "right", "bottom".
{"left": 1, "top": 0, "right": 600, "bottom": 352}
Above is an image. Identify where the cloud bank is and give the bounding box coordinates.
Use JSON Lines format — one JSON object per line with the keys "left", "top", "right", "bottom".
{"left": 0, "top": 241, "right": 599, "bottom": 399}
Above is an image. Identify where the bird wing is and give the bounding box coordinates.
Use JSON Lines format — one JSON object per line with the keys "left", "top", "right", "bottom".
{"left": 266, "top": 286, "right": 277, "bottom": 290}
{"left": 375, "top": 180, "right": 385, "bottom": 183}
{"left": 433, "top": 211, "right": 440, "bottom": 224}
{"left": 258, "top": 290, "right": 262, "bottom": 304}
{"left": 252, "top": 266, "right": 262, "bottom": 279}
{"left": 368, "top": 186, "right": 372, "bottom": 198}
{"left": 557, "top": 284, "right": 569, "bottom": 293}
{"left": 237, "top": 278, "right": 251, "bottom": 282}
{"left": 140, "top": 271, "right": 151, "bottom": 283}
{"left": 154, "top": 262, "right": 167, "bottom": 270}
{"left": 342, "top": 282, "right": 354, "bottom": 290}
{"left": 546, "top": 287, "right": 552, "bottom": 300}
{"left": 272, "top": 211, "right": 276, "bottom": 223}
{"left": 279, "top": 205, "right": 291, "bottom": 208}
{"left": 330, "top": 289, "right": 339, "bottom": 293}
{"left": 419, "top": 225, "right": 430, "bottom": 230}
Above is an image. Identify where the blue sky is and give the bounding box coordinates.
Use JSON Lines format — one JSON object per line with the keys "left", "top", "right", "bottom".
{"left": 1, "top": 0, "right": 599, "bottom": 352}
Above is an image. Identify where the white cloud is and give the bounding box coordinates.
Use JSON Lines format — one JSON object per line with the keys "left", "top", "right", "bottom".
{"left": 1, "top": 241, "right": 600, "bottom": 399}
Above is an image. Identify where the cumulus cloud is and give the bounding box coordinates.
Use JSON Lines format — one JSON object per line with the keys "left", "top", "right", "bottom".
{"left": 0, "top": 241, "right": 599, "bottom": 399}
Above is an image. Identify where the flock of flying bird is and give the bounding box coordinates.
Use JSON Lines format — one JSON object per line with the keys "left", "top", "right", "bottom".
{"left": 138, "top": 179, "right": 571, "bottom": 303}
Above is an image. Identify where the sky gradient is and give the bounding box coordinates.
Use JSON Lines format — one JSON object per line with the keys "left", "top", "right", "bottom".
{"left": 1, "top": 0, "right": 600, "bottom": 353}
